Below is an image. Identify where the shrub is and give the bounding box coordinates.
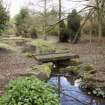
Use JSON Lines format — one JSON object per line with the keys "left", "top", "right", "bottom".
{"left": 0, "top": 76, "right": 59, "bottom": 105}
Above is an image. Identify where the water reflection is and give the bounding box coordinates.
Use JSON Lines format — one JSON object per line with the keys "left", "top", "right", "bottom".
{"left": 48, "top": 76, "right": 105, "bottom": 105}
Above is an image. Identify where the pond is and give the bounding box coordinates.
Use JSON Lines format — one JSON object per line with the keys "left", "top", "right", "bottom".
{"left": 48, "top": 75, "right": 105, "bottom": 105}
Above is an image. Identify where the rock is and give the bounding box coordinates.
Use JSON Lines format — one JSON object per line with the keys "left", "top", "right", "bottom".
{"left": 79, "top": 64, "right": 96, "bottom": 77}
{"left": 60, "top": 65, "right": 81, "bottom": 75}
{"left": 70, "top": 59, "right": 81, "bottom": 66}
{"left": 31, "top": 63, "right": 53, "bottom": 80}
{"left": 80, "top": 64, "right": 105, "bottom": 97}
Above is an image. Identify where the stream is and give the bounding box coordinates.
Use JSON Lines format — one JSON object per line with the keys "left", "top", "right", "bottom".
{"left": 48, "top": 75, "right": 105, "bottom": 105}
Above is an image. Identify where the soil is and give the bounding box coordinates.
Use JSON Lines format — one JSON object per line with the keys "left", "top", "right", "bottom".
{"left": 0, "top": 35, "right": 105, "bottom": 95}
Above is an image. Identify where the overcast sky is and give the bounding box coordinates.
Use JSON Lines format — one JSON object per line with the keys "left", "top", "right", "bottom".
{"left": 3, "top": 0, "right": 88, "bottom": 17}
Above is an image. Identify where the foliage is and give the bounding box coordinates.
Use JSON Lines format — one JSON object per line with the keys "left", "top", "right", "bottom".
{"left": 80, "top": 81, "right": 105, "bottom": 98}
{"left": 93, "top": 88, "right": 105, "bottom": 98}
{"left": 0, "top": 76, "right": 59, "bottom": 105}
{"left": 31, "top": 39, "right": 55, "bottom": 54}
{"left": 0, "top": 2, "right": 9, "bottom": 34}
{"left": 15, "top": 8, "right": 29, "bottom": 36}
{"left": 67, "top": 9, "right": 81, "bottom": 43}
{"left": 4, "top": 19, "right": 16, "bottom": 35}
{"left": 15, "top": 8, "right": 29, "bottom": 27}
{"left": 15, "top": 8, "right": 37, "bottom": 38}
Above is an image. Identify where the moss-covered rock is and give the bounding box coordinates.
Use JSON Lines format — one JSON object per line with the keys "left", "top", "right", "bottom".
{"left": 68, "top": 66, "right": 81, "bottom": 74}
{"left": 31, "top": 63, "right": 53, "bottom": 80}
{"left": 80, "top": 64, "right": 96, "bottom": 77}
{"left": 80, "top": 79, "right": 105, "bottom": 98}
{"left": 0, "top": 42, "right": 16, "bottom": 53}
{"left": 80, "top": 64, "right": 105, "bottom": 97}
{"left": 84, "top": 64, "right": 95, "bottom": 72}
{"left": 70, "top": 59, "right": 81, "bottom": 66}
{"left": 60, "top": 65, "right": 81, "bottom": 75}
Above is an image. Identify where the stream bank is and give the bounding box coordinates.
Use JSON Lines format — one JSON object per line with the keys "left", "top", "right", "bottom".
{"left": 48, "top": 74, "right": 105, "bottom": 105}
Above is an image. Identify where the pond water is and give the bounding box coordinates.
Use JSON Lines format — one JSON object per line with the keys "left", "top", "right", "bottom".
{"left": 48, "top": 76, "right": 105, "bottom": 105}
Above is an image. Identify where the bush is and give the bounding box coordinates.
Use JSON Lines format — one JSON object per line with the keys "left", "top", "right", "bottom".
{"left": 0, "top": 76, "right": 59, "bottom": 105}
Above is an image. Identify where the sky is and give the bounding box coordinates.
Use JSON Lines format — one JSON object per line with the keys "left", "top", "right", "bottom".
{"left": 3, "top": 0, "right": 88, "bottom": 18}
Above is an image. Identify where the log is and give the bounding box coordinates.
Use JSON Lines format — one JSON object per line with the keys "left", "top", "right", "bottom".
{"left": 35, "top": 52, "right": 79, "bottom": 63}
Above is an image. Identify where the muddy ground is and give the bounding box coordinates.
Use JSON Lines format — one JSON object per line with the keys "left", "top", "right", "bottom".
{"left": 0, "top": 35, "right": 105, "bottom": 95}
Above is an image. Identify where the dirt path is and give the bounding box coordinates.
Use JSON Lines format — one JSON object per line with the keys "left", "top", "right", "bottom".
{"left": 0, "top": 52, "right": 37, "bottom": 95}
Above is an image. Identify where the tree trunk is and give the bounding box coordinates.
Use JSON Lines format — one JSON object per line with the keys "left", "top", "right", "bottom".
{"left": 96, "top": 0, "right": 102, "bottom": 41}
{"left": 58, "top": 0, "right": 62, "bottom": 41}
{"left": 98, "top": 19, "right": 102, "bottom": 41}
{"left": 44, "top": 0, "right": 47, "bottom": 40}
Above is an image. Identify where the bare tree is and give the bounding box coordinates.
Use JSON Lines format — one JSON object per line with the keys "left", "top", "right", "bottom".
{"left": 88, "top": 0, "right": 105, "bottom": 40}
{"left": 43, "top": 0, "right": 47, "bottom": 40}
{"left": 58, "top": 0, "right": 62, "bottom": 41}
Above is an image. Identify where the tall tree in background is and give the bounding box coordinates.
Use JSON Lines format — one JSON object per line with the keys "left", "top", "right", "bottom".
{"left": 43, "top": 0, "right": 47, "bottom": 39}
{"left": 95, "top": 0, "right": 104, "bottom": 40}
{"left": 58, "top": 0, "right": 62, "bottom": 42}
{"left": 67, "top": 9, "right": 81, "bottom": 43}
{"left": 15, "top": 8, "right": 38, "bottom": 38}
{"left": 15, "top": 8, "right": 29, "bottom": 37}
{"left": 0, "top": 1, "right": 9, "bottom": 35}
{"left": 88, "top": 0, "right": 105, "bottom": 39}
